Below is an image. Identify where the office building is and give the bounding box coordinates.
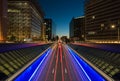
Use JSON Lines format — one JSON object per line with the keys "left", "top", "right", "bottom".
{"left": 44, "top": 19, "right": 52, "bottom": 40}
{"left": 44, "top": 18, "right": 56, "bottom": 40}
{"left": 69, "top": 16, "right": 85, "bottom": 41}
{"left": 52, "top": 21, "right": 56, "bottom": 39}
{"left": 85, "top": 0, "right": 120, "bottom": 43}
{"left": 0, "top": 0, "right": 7, "bottom": 42}
{"left": 7, "top": 0, "right": 44, "bottom": 41}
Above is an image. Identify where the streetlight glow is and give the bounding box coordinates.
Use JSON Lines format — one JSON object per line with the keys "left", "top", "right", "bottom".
{"left": 111, "top": 24, "right": 116, "bottom": 29}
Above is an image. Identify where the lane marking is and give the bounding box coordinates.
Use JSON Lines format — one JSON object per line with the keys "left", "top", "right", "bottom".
{"left": 64, "top": 46, "right": 83, "bottom": 81}
{"left": 45, "top": 46, "right": 57, "bottom": 81}
{"left": 63, "top": 45, "right": 72, "bottom": 81}
{"left": 52, "top": 68, "right": 54, "bottom": 74}
{"left": 63, "top": 55, "right": 64, "bottom": 59}
{"left": 65, "top": 68, "right": 67, "bottom": 74}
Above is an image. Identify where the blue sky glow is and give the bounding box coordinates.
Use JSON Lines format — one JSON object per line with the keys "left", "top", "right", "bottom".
{"left": 38, "top": 0, "right": 85, "bottom": 37}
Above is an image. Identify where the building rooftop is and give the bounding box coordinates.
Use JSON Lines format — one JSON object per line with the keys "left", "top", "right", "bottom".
{"left": 74, "top": 16, "right": 85, "bottom": 19}
{"left": 8, "top": 0, "right": 45, "bottom": 18}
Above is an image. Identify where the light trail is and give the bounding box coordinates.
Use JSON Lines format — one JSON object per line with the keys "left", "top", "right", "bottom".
{"left": 13, "top": 48, "right": 51, "bottom": 81}
{"left": 63, "top": 47, "right": 73, "bottom": 81}
{"left": 64, "top": 46, "right": 81, "bottom": 81}
{"left": 12, "top": 44, "right": 108, "bottom": 81}
{"left": 44, "top": 45, "right": 57, "bottom": 81}
{"left": 67, "top": 45, "right": 106, "bottom": 81}
{"left": 54, "top": 46, "right": 59, "bottom": 81}
{"left": 67, "top": 47, "right": 92, "bottom": 81}
{"left": 60, "top": 44, "right": 65, "bottom": 81}
{"left": 28, "top": 49, "right": 51, "bottom": 81}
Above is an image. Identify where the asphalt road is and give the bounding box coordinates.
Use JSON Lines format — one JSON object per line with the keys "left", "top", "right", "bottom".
{"left": 29, "top": 43, "right": 93, "bottom": 81}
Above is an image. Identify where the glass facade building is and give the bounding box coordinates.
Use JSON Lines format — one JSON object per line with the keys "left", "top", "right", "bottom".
{"left": 8, "top": 0, "right": 44, "bottom": 41}
{"left": 44, "top": 19, "right": 52, "bottom": 40}
{"left": 85, "top": 0, "right": 120, "bottom": 43}
{"left": 44, "top": 18, "right": 56, "bottom": 41}
{"left": 69, "top": 16, "right": 85, "bottom": 41}
{"left": 0, "top": 0, "right": 7, "bottom": 42}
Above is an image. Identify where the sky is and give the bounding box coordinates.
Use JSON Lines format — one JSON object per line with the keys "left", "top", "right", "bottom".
{"left": 38, "top": 0, "right": 85, "bottom": 37}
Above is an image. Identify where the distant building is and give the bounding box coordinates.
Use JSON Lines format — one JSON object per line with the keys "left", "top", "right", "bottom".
{"left": 61, "top": 36, "right": 69, "bottom": 43}
{"left": 7, "top": 0, "right": 44, "bottom": 41}
{"left": 52, "top": 21, "right": 56, "bottom": 39}
{"left": 69, "top": 16, "right": 85, "bottom": 41}
{"left": 85, "top": 0, "right": 120, "bottom": 43}
{"left": 44, "top": 19, "right": 52, "bottom": 40}
{"left": 0, "top": 0, "right": 7, "bottom": 42}
{"left": 44, "top": 18, "right": 56, "bottom": 40}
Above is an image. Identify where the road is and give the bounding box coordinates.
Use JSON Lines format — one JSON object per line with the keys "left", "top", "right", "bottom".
{"left": 13, "top": 42, "right": 107, "bottom": 81}
{"left": 27, "top": 42, "right": 100, "bottom": 81}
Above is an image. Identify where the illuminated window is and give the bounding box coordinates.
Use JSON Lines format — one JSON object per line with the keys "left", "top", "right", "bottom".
{"left": 92, "top": 16, "right": 95, "bottom": 19}
{"left": 8, "top": 9, "right": 20, "bottom": 13}
{"left": 101, "top": 24, "right": 104, "bottom": 27}
{"left": 111, "top": 24, "right": 116, "bottom": 29}
{"left": 24, "top": 2, "right": 27, "bottom": 5}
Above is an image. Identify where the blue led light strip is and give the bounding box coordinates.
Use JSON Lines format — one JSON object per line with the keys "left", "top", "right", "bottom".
{"left": 28, "top": 50, "right": 50, "bottom": 81}
{"left": 13, "top": 49, "right": 51, "bottom": 81}
{"left": 68, "top": 47, "right": 92, "bottom": 81}
{"left": 67, "top": 46, "right": 106, "bottom": 81}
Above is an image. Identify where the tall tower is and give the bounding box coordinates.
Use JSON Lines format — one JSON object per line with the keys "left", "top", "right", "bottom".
{"left": 44, "top": 19, "right": 52, "bottom": 40}
{"left": 0, "top": 0, "right": 7, "bottom": 42}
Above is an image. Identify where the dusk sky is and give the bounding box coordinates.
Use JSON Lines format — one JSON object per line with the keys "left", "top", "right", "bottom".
{"left": 38, "top": 0, "right": 85, "bottom": 37}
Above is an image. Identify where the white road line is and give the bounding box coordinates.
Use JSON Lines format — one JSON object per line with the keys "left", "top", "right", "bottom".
{"left": 63, "top": 55, "right": 64, "bottom": 59}
{"left": 65, "top": 68, "right": 67, "bottom": 74}
{"left": 52, "top": 68, "right": 54, "bottom": 74}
